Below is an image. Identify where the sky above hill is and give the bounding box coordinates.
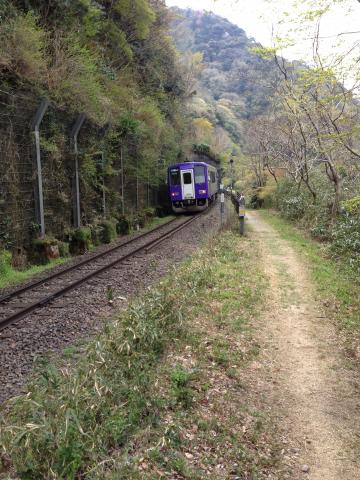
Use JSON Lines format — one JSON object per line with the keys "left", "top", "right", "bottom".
{"left": 166, "top": 0, "right": 360, "bottom": 74}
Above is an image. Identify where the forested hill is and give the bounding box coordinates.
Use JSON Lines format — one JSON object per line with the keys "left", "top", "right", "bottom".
{"left": 170, "top": 7, "right": 278, "bottom": 120}
{"left": 170, "top": 9, "right": 360, "bottom": 276}
{"left": 0, "top": 0, "right": 189, "bottom": 252}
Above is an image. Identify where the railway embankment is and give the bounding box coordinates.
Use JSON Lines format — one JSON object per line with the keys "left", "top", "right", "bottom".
{"left": 0, "top": 205, "right": 227, "bottom": 404}
{"left": 2, "top": 209, "right": 359, "bottom": 479}
{"left": 0, "top": 216, "right": 174, "bottom": 291}
{"left": 0, "top": 222, "right": 276, "bottom": 479}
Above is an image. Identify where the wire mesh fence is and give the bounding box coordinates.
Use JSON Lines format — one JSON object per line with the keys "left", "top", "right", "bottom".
{"left": 0, "top": 87, "right": 38, "bottom": 250}
{"left": 0, "top": 88, "right": 161, "bottom": 252}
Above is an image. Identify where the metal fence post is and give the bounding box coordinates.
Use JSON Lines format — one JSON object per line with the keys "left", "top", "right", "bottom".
{"left": 31, "top": 98, "right": 50, "bottom": 239}
{"left": 100, "top": 123, "right": 111, "bottom": 218}
{"left": 71, "top": 114, "right": 86, "bottom": 228}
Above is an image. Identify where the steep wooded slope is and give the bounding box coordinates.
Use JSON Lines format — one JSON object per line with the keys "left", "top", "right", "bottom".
{"left": 0, "top": 1, "right": 189, "bottom": 251}
{"left": 171, "top": 8, "right": 278, "bottom": 124}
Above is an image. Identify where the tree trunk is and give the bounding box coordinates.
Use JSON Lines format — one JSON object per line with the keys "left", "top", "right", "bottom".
{"left": 325, "top": 161, "right": 341, "bottom": 221}
{"left": 331, "top": 174, "right": 341, "bottom": 221}
{"left": 301, "top": 176, "right": 317, "bottom": 204}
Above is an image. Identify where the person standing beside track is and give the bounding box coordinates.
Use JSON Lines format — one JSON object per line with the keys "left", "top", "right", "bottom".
{"left": 236, "top": 192, "right": 245, "bottom": 207}
{"left": 235, "top": 192, "right": 246, "bottom": 235}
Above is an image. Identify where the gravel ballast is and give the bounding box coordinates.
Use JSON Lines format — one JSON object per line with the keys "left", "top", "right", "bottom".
{"left": 0, "top": 205, "right": 229, "bottom": 403}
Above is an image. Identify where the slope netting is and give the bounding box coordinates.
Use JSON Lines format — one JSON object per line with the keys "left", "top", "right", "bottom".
{"left": 0, "top": 87, "right": 38, "bottom": 249}
{"left": 0, "top": 86, "right": 162, "bottom": 252}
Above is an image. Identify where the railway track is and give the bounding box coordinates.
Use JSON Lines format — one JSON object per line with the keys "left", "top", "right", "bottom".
{"left": 0, "top": 214, "right": 201, "bottom": 332}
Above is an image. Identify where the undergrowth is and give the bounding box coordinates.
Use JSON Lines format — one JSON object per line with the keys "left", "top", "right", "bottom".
{"left": 0, "top": 251, "right": 65, "bottom": 290}
{"left": 0, "top": 235, "right": 214, "bottom": 479}
{"left": 0, "top": 227, "right": 276, "bottom": 479}
{"left": 82, "top": 230, "right": 277, "bottom": 479}
{"left": 0, "top": 216, "right": 174, "bottom": 291}
{"left": 273, "top": 179, "right": 360, "bottom": 274}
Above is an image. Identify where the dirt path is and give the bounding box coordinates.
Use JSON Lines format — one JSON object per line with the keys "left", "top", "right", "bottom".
{"left": 247, "top": 211, "right": 360, "bottom": 479}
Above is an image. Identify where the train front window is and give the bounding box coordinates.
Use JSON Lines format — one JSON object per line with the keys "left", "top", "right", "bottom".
{"left": 170, "top": 169, "right": 180, "bottom": 185}
{"left": 194, "top": 166, "right": 205, "bottom": 184}
{"left": 183, "top": 172, "right": 192, "bottom": 184}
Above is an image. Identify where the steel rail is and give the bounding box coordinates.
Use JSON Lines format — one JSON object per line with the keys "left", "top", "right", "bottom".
{"left": 0, "top": 218, "right": 178, "bottom": 305}
{"left": 0, "top": 215, "right": 198, "bottom": 331}
{"left": 145, "top": 215, "right": 198, "bottom": 253}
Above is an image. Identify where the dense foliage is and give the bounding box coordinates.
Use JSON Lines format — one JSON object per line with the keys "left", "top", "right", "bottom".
{"left": 170, "top": 6, "right": 360, "bottom": 274}
{"left": 0, "top": 0, "right": 190, "bottom": 254}
{"left": 0, "top": 1, "right": 185, "bottom": 120}
{"left": 243, "top": 3, "right": 360, "bottom": 274}
{"left": 170, "top": 8, "right": 279, "bottom": 187}
{"left": 171, "top": 8, "right": 277, "bottom": 119}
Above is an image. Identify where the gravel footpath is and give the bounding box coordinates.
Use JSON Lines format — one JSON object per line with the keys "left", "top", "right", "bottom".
{"left": 0, "top": 204, "right": 227, "bottom": 403}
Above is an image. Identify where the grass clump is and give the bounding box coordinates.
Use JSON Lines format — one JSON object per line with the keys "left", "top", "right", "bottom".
{"left": 330, "top": 214, "right": 360, "bottom": 273}
{"left": 116, "top": 215, "right": 131, "bottom": 235}
{"left": 0, "top": 246, "right": 214, "bottom": 479}
{"left": 170, "top": 366, "right": 195, "bottom": 408}
{"left": 68, "top": 227, "right": 92, "bottom": 255}
{"left": 0, "top": 249, "right": 65, "bottom": 290}
{"left": 31, "top": 236, "right": 60, "bottom": 264}
{"left": 99, "top": 219, "right": 117, "bottom": 244}
{"left": 0, "top": 249, "right": 11, "bottom": 277}
{"left": 0, "top": 11, "right": 46, "bottom": 81}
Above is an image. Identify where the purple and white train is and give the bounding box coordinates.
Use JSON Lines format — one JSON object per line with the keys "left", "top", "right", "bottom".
{"left": 168, "top": 162, "right": 218, "bottom": 213}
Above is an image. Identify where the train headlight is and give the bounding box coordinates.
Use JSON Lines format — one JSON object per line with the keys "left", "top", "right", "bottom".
{"left": 171, "top": 192, "right": 179, "bottom": 197}
{"left": 199, "top": 189, "right": 206, "bottom": 194}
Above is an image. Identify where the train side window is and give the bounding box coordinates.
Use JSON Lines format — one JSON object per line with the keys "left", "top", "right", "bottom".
{"left": 210, "top": 171, "right": 216, "bottom": 183}
{"left": 194, "top": 166, "right": 205, "bottom": 184}
{"left": 170, "top": 169, "right": 180, "bottom": 185}
{"left": 183, "top": 172, "right": 192, "bottom": 184}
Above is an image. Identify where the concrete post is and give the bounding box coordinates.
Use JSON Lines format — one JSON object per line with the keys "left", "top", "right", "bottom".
{"left": 31, "top": 98, "right": 50, "bottom": 238}
{"left": 238, "top": 195, "right": 246, "bottom": 236}
{"left": 120, "top": 145, "right": 125, "bottom": 215}
{"left": 102, "top": 151, "right": 106, "bottom": 217}
{"left": 71, "top": 114, "right": 86, "bottom": 228}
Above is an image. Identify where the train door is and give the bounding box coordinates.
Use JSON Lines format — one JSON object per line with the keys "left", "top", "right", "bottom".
{"left": 181, "top": 169, "right": 195, "bottom": 199}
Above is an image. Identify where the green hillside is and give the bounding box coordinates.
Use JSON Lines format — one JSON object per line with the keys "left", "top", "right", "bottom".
{"left": 0, "top": 1, "right": 189, "bottom": 253}
{"left": 171, "top": 8, "right": 278, "bottom": 130}
{"left": 172, "top": 7, "right": 360, "bottom": 273}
